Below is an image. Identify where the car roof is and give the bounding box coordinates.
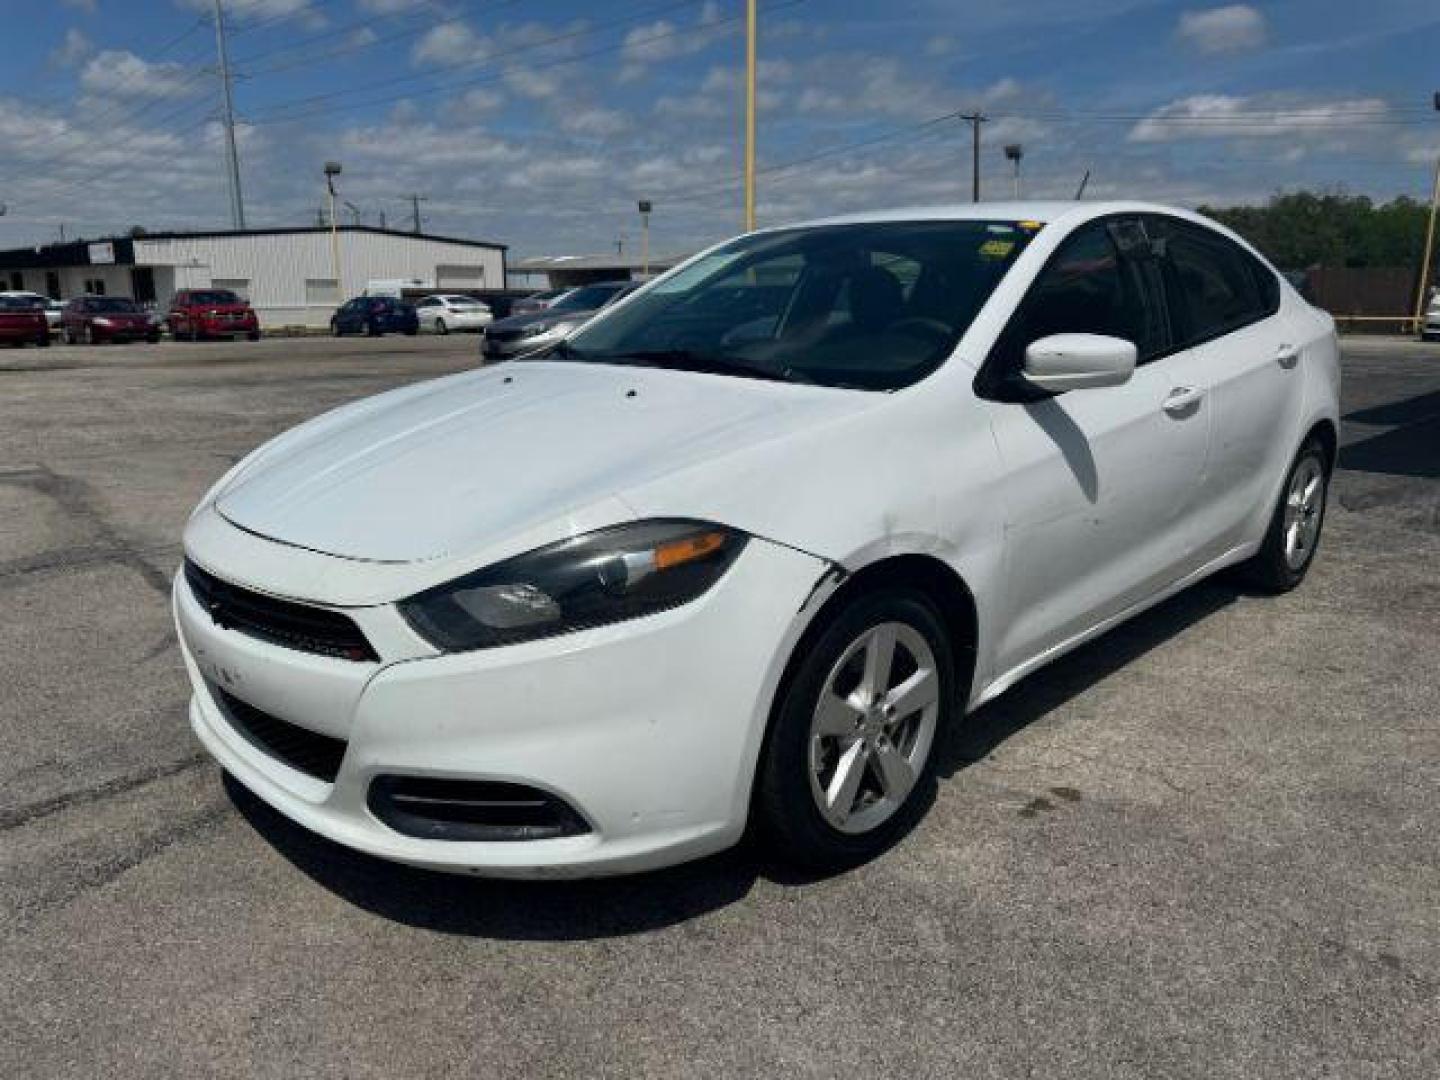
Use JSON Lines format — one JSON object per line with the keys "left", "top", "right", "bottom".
{"left": 783, "top": 200, "right": 1219, "bottom": 232}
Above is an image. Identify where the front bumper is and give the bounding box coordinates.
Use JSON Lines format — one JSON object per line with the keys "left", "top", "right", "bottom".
{"left": 175, "top": 533, "right": 825, "bottom": 877}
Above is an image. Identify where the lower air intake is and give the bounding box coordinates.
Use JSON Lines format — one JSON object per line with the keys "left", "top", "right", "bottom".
{"left": 367, "top": 775, "right": 590, "bottom": 842}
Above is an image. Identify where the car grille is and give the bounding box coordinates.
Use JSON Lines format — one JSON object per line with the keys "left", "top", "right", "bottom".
{"left": 217, "top": 688, "right": 347, "bottom": 783}
{"left": 184, "top": 559, "right": 378, "bottom": 662}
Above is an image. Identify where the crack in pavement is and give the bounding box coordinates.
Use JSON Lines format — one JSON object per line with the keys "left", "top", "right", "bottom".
{"left": 0, "top": 753, "right": 207, "bottom": 833}
{"left": 0, "top": 464, "right": 176, "bottom": 598}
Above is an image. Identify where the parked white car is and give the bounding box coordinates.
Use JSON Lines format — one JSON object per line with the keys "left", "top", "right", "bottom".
{"left": 1423, "top": 286, "right": 1439, "bottom": 342}
{"left": 415, "top": 294, "right": 492, "bottom": 334}
{"left": 0, "top": 291, "right": 63, "bottom": 330}
{"left": 174, "top": 202, "right": 1339, "bottom": 878}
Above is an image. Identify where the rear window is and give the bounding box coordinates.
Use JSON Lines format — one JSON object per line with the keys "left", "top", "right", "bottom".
{"left": 89, "top": 298, "right": 140, "bottom": 312}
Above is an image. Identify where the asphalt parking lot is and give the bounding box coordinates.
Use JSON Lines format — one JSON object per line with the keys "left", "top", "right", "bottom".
{"left": 2, "top": 333, "right": 1437, "bottom": 1078}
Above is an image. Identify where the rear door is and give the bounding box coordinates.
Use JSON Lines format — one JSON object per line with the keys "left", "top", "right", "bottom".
{"left": 1147, "top": 215, "right": 1305, "bottom": 558}
{"left": 980, "top": 217, "right": 1212, "bottom": 674}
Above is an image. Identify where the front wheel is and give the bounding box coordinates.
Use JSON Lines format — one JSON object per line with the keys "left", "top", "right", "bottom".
{"left": 434, "top": 318, "right": 449, "bottom": 335}
{"left": 330, "top": 320, "right": 342, "bottom": 337}
{"left": 754, "top": 589, "right": 954, "bottom": 871}
{"left": 1238, "top": 438, "right": 1330, "bottom": 592}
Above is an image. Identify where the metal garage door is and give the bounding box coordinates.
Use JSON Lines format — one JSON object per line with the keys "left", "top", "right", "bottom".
{"left": 436, "top": 264, "right": 486, "bottom": 288}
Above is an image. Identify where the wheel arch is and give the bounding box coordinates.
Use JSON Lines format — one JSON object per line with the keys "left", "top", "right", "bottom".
{"left": 1304, "top": 416, "right": 1338, "bottom": 471}
{"left": 745, "top": 552, "right": 981, "bottom": 822}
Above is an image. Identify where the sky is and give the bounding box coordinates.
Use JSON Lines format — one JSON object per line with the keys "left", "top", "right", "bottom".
{"left": 0, "top": 0, "right": 1437, "bottom": 259}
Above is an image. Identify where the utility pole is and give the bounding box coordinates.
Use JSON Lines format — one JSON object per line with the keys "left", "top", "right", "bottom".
{"left": 961, "top": 113, "right": 988, "bottom": 202}
{"left": 407, "top": 193, "right": 428, "bottom": 234}
{"left": 743, "top": 0, "right": 757, "bottom": 231}
{"left": 324, "top": 162, "right": 343, "bottom": 299}
{"left": 212, "top": 0, "right": 246, "bottom": 229}
{"left": 1414, "top": 91, "right": 1440, "bottom": 335}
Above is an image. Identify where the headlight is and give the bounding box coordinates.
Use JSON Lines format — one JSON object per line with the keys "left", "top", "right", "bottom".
{"left": 399, "top": 520, "right": 748, "bottom": 652}
{"left": 522, "top": 319, "right": 577, "bottom": 340}
{"left": 92, "top": 317, "right": 114, "bottom": 327}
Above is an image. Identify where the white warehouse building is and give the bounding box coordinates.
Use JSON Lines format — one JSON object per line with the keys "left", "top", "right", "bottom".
{"left": 0, "top": 226, "right": 507, "bottom": 329}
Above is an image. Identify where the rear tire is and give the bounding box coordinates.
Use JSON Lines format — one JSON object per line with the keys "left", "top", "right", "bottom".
{"left": 366, "top": 320, "right": 382, "bottom": 337}
{"left": 247, "top": 330, "right": 261, "bottom": 342}
{"left": 754, "top": 588, "right": 954, "bottom": 871}
{"left": 330, "top": 320, "right": 342, "bottom": 337}
{"left": 435, "top": 319, "right": 449, "bottom": 335}
{"left": 1237, "top": 438, "right": 1330, "bottom": 593}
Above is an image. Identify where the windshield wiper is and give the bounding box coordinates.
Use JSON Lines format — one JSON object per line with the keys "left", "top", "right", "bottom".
{"left": 584, "top": 348, "right": 809, "bottom": 384}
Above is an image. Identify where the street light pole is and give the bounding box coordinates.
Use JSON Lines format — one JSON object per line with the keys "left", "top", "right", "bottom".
{"left": 1414, "top": 92, "right": 1440, "bottom": 335}
{"left": 324, "top": 161, "right": 343, "bottom": 300}
{"left": 1004, "top": 143, "right": 1024, "bottom": 199}
{"left": 638, "top": 200, "right": 652, "bottom": 278}
{"left": 743, "top": 0, "right": 758, "bottom": 231}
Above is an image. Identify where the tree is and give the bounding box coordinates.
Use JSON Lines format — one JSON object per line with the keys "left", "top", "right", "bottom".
{"left": 1199, "top": 190, "right": 1431, "bottom": 270}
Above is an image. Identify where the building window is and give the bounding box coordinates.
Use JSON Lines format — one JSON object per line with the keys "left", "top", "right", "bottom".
{"left": 212, "top": 278, "right": 250, "bottom": 300}
{"left": 8, "top": 272, "right": 20, "bottom": 290}
{"left": 45, "top": 272, "right": 60, "bottom": 300}
{"left": 83, "top": 278, "right": 106, "bottom": 295}
{"left": 304, "top": 278, "right": 340, "bottom": 305}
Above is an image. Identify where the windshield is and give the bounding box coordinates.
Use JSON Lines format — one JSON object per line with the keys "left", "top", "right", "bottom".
{"left": 90, "top": 298, "right": 141, "bottom": 312}
{"left": 560, "top": 220, "right": 1038, "bottom": 390}
{"left": 188, "top": 290, "right": 240, "bottom": 305}
{"left": 551, "top": 284, "right": 627, "bottom": 312}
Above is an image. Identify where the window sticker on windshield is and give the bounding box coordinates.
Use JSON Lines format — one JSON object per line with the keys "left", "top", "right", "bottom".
{"left": 651, "top": 253, "right": 744, "bottom": 293}
{"left": 979, "top": 238, "right": 1016, "bottom": 259}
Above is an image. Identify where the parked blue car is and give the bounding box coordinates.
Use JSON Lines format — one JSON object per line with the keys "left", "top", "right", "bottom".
{"left": 330, "top": 296, "right": 420, "bottom": 337}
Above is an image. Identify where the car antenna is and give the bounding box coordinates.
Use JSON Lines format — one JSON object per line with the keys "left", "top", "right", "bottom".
{"left": 1075, "top": 170, "right": 1091, "bottom": 200}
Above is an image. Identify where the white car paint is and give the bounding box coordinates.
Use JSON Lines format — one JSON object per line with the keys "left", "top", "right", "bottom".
{"left": 414, "top": 293, "right": 492, "bottom": 333}
{"left": 175, "top": 201, "right": 1340, "bottom": 877}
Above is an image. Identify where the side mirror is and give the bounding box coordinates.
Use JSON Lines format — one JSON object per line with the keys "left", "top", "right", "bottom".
{"left": 1022, "top": 333, "right": 1136, "bottom": 393}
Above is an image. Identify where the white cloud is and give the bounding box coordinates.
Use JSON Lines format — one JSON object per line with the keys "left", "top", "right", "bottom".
{"left": 503, "top": 67, "right": 560, "bottom": 100}
{"left": 618, "top": 4, "right": 733, "bottom": 83}
{"left": 1176, "top": 5, "right": 1268, "bottom": 55}
{"left": 177, "top": 0, "right": 322, "bottom": 23}
{"left": 452, "top": 88, "right": 504, "bottom": 115}
{"left": 1129, "top": 95, "right": 1390, "bottom": 141}
{"left": 51, "top": 28, "right": 93, "bottom": 67}
{"left": 61, "top": 0, "right": 97, "bottom": 12}
{"left": 558, "top": 106, "right": 631, "bottom": 138}
{"left": 412, "top": 21, "right": 489, "bottom": 66}
{"left": 357, "top": 0, "right": 427, "bottom": 12}
{"left": 80, "top": 50, "right": 195, "bottom": 99}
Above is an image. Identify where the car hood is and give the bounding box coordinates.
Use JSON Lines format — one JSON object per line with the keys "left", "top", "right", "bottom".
{"left": 214, "top": 360, "right": 875, "bottom": 564}
{"left": 490, "top": 308, "right": 596, "bottom": 332}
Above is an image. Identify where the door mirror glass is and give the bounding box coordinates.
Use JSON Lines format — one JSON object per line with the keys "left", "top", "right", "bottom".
{"left": 1022, "top": 333, "right": 1136, "bottom": 392}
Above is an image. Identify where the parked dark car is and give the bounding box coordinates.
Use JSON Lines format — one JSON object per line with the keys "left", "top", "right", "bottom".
{"left": 169, "top": 289, "right": 260, "bottom": 341}
{"left": 510, "top": 287, "right": 572, "bottom": 316}
{"left": 330, "top": 296, "right": 420, "bottom": 337}
{"left": 62, "top": 296, "right": 160, "bottom": 345}
{"left": 0, "top": 294, "right": 50, "bottom": 348}
{"left": 481, "top": 282, "right": 637, "bottom": 361}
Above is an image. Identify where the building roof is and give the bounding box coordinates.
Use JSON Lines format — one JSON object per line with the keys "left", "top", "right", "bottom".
{"left": 0, "top": 225, "right": 506, "bottom": 269}
{"left": 510, "top": 252, "right": 687, "bottom": 273}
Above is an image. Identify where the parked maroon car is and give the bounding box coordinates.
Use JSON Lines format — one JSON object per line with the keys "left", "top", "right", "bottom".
{"left": 168, "top": 289, "right": 260, "bottom": 341}
{"left": 0, "top": 294, "right": 51, "bottom": 348}
{"left": 62, "top": 296, "right": 160, "bottom": 345}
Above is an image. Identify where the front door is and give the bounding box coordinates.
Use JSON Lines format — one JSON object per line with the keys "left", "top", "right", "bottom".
{"left": 979, "top": 218, "right": 1211, "bottom": 679}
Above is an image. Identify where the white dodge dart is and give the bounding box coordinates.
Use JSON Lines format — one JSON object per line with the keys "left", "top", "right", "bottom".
{"left": 175, "top": 202, "right": 1340, "bottom": 877}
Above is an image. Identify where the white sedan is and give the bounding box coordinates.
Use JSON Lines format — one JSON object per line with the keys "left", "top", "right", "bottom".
{"left": 174, "top": 201, "right": 1339, "bottom": 878}
{"left": 414, "top": 293, "right": 492, "bottom": 334}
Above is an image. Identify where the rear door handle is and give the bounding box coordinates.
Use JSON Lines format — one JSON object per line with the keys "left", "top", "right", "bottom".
{"left": 1276, "top": 343, "right": 1301, "bottom": 368}
{"left": 1162, "top": 385, "right": 1204, "bottom": 416}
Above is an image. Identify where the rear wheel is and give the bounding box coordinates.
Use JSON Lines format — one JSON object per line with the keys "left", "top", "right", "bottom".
{"left": 247, "top": 330, "right": 261, "bottom": 342}
{"left": 755, "top": 589, "right": 953, "bottom": 871}
{"left": 1238, "top": 438, "right": 1330, "bottom": 592}
{"left": 366, "top": 319, "right": 382, "bottom": 337}
{"left": 330, "top": 319, "right": 342, "bottom": 337}
{"left": 435, "top": 318, "right": 449, "bottom": 335}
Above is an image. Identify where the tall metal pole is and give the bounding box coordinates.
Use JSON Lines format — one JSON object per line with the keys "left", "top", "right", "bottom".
{"left": 961, "top": 113, "right": 987, "bottom": 202}
{"left": 638, "top": 200, "right": 652, "bottom": 278}
{"left": 743, "top": 0, "right": 757, "bottom": 231}
{"left": 1414, "top": 93, "right": 1440, "bottom": 334}
{"left": 325, "top": 163, "right": 344, "bottom": 300}
{"left": 1415, "top": 154, "right": 1440, "bottom": 334}
{"left": 408, "top": 193, "right": 427, "bottom": 234}
{"left": 212, "top": 0, "right": 245, "bottom": 229}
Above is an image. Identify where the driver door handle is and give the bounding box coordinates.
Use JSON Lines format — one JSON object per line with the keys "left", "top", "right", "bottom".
{"left": 1162, "top": 385, "right": 1205, "bottom": 416}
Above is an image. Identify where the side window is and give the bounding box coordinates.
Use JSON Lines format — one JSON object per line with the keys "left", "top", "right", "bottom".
{"left": 984, "top": 219, "right": 1167, "bottom": 393}
{"left": 1155, "top": 219, "right": 1269, "bottom": 345}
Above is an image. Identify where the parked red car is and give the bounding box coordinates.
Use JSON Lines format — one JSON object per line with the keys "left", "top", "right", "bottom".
{"left": 62, "top": 296, "right": 160, "bottom": 344}
{"left": 168, "top": 289, "right": 261, "bottom": 341}
{"left": 0, "top": 294, "right": 51, "bottom": 348}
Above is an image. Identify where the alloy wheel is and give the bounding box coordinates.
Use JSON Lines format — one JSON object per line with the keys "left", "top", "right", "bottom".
{"left": 807, "top": 621, "right": 940, "bottom": 835}
{"left": 1282, "top": 456, "right": 1325, "bottom": 570}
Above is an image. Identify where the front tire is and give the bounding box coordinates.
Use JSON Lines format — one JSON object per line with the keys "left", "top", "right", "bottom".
{"left": 435, "top": 318, "right": 449, "bottom": 335}
{"left": 1238, "top": 438, "right": 1330, "bottom": 592}
{"left": 755, "top": 589, "right": 954, "bottom": 871}
{"left": 330, "top": 320, "right": 342, "bottom": 337}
